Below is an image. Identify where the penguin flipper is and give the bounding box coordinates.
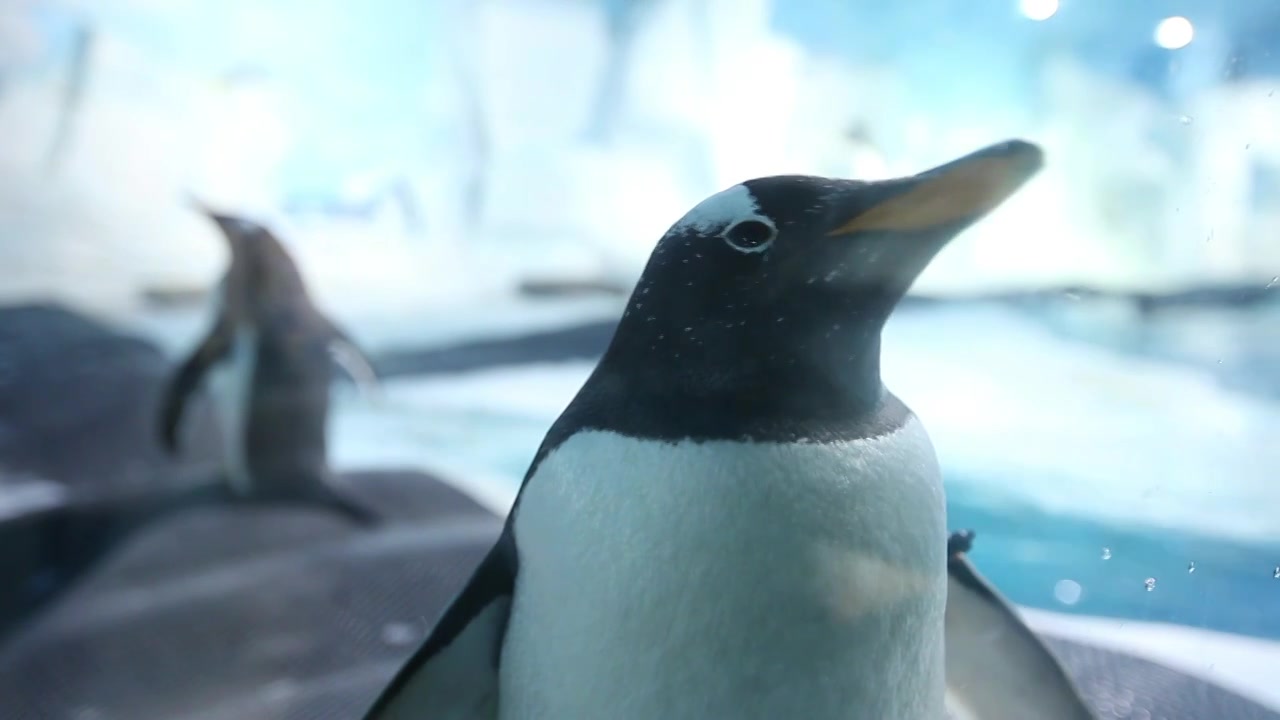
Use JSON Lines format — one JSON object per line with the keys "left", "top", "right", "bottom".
{"left": 363, "top": 529, "right": 516, "bottom": 720}
{"left": 157, "top": 320, "right": 233, "bottom": 455}
{"left": 324, "top": 320, "right": 382, "bottom": 401}
{"left": 943, "top": 530, "right": 1096, "bottom": 720}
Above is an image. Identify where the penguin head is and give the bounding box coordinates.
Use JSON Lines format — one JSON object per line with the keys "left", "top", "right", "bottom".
{"left": 184, "top": 195, "right": 271, "bottom": 252}
{"left": 186, "top": 197, "right": 308, "bottom": 310}
{"left": 599, "top": 139, "right": 1039, "bottom": 397}
{"left": 209, "top": 214, "right": 268, "bottom": 246}
{"left": 606, "top": 140, "right": 1042, "bottom": 387}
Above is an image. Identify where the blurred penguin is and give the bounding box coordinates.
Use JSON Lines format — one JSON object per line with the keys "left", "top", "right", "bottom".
{"left": 157, "top": 201, "right": 381, "bottom": 525}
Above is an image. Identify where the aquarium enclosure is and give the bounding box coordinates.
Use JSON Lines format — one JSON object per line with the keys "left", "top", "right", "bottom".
{"left": 0, "top": 0, "right": 1278, "bottom": 718}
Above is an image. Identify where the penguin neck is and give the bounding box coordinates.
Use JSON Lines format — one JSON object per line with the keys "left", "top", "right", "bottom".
{"left": 588, "top": 311, "right": 898, "bottom": 443}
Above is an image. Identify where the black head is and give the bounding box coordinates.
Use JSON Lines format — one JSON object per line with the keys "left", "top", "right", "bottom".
{"left": 186, "top": 196, "right": 275, "bottom": 253}
{"left": 580, "top": 140, "right": 1043, "bottom": 441}
{"left": 185, "top": 197, "right": 310, "bottom": 314}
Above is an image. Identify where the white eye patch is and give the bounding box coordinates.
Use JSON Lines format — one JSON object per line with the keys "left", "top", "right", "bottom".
{"left": 670, "top": 184, "right": 778, "bottom": 254}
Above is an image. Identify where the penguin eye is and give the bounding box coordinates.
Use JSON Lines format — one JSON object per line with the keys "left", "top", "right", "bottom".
{"left": 722, "top": 219, "right": 776, "bottom": 253}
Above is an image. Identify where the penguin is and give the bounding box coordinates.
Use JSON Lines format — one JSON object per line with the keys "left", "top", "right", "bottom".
{"left": 363, "top": 139, "right": 1044, "bottom": 719}
{"left": 157, "top": 204, "right": 380, "bottom": 525}
{"left": 944, "top": 530, "right": 1096, "bottom": 720}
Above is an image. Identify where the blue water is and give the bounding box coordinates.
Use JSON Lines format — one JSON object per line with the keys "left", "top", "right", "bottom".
{"left": 950, "top": 478, "right": 1280, "bottom": 641}
{"left": 953, "top": 300, "right": 1280, "bottom": 639}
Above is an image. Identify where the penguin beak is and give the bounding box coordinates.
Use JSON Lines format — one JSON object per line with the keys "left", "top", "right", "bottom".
{"left": 825, "top": 139, "right": 1044, "bottom": 239}
{"left": 812, "top": 140, "right": 1042, "bottom": 294}
{"left": 182, "top": 193, "right": 222, "bottom": 219}
{"left": 185, "top": 195, "right": 255, "bottom": 242}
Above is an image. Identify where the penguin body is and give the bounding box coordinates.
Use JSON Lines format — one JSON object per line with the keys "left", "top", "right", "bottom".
{"left": 364, "top": 140, "right": 1045, "bottom": 719}
{"left": 206, "top": 319, "right": 257, "bottom": 495}
{"left": 502, "top": 418, "right": 945, "bottom": 719}
{"left": 158, "top": 208, "right": 379, "bottom": 525}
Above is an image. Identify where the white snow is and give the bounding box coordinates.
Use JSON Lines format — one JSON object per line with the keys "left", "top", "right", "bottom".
{"left": 328, "top": 361, "right": 587, "bottom": 492}
{"left": 883, "top": 306, "right": 1280, "bottom": 543}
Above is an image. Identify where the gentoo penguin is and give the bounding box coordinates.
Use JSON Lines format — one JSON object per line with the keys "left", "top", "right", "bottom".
{"left": 944, "top": 530, "right": 1096, "bottom": 720}
{"left": 157, "top": 204, "right": 380, "bottom": 525}
{"left": 363, "top": 139, "right": 1044, "bottom": 719}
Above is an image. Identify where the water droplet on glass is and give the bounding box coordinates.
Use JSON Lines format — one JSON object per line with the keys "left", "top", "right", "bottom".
{"left": 1144, "top": 577, "right": 1157, "bottom": 592}
{"left": 1187, "top": 561, "right": 1196, "bottom": 573}
{"left": 1178, "top": 114, "right": 1193, "bottom": 125}
{"left": 1101, "top": 547, "right": 1112, "bottom": 560}
{"left": 1273, "top": 566, "right": 1279, "bottom": 579}
{"left": 1266, "top": 277, "right": 1278, "bottom": 289}
{"left": 1053, "top": 579, "right": 1083, "bottom": 605}
{"left": 683, "top": 327, "right": 693, "bottom": 332}
{"left": 1246, "top": 143, "right": 1253, "bottom": 150}
{"left": 381, "top": 622, "right": 418, "bottom": 647}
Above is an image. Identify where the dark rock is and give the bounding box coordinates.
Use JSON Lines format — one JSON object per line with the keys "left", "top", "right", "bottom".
{"left": 0, "top": 474, "right": 501, "bottom": 720}
{"left": 0, "top": 302, "right": 223, "bottom": 493}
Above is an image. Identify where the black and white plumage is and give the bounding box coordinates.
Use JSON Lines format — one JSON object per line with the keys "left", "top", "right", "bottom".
{"left": 365, "top": 140, "right": 1049, "bottom": 719}
{"left": 157, "top": 206, "right": 380, "bottom": 525}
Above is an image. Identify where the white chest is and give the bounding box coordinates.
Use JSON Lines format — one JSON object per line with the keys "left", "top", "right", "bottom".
{"left": 500, "top": 418, "right": 948, "bottom": 720}
{"left": 207, "top": 325, "right": 258, "bottom": 492}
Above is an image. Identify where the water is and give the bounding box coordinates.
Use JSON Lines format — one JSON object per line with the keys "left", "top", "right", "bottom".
{"left": 949, "top": 482, "right": 1280, "bottom": 640}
